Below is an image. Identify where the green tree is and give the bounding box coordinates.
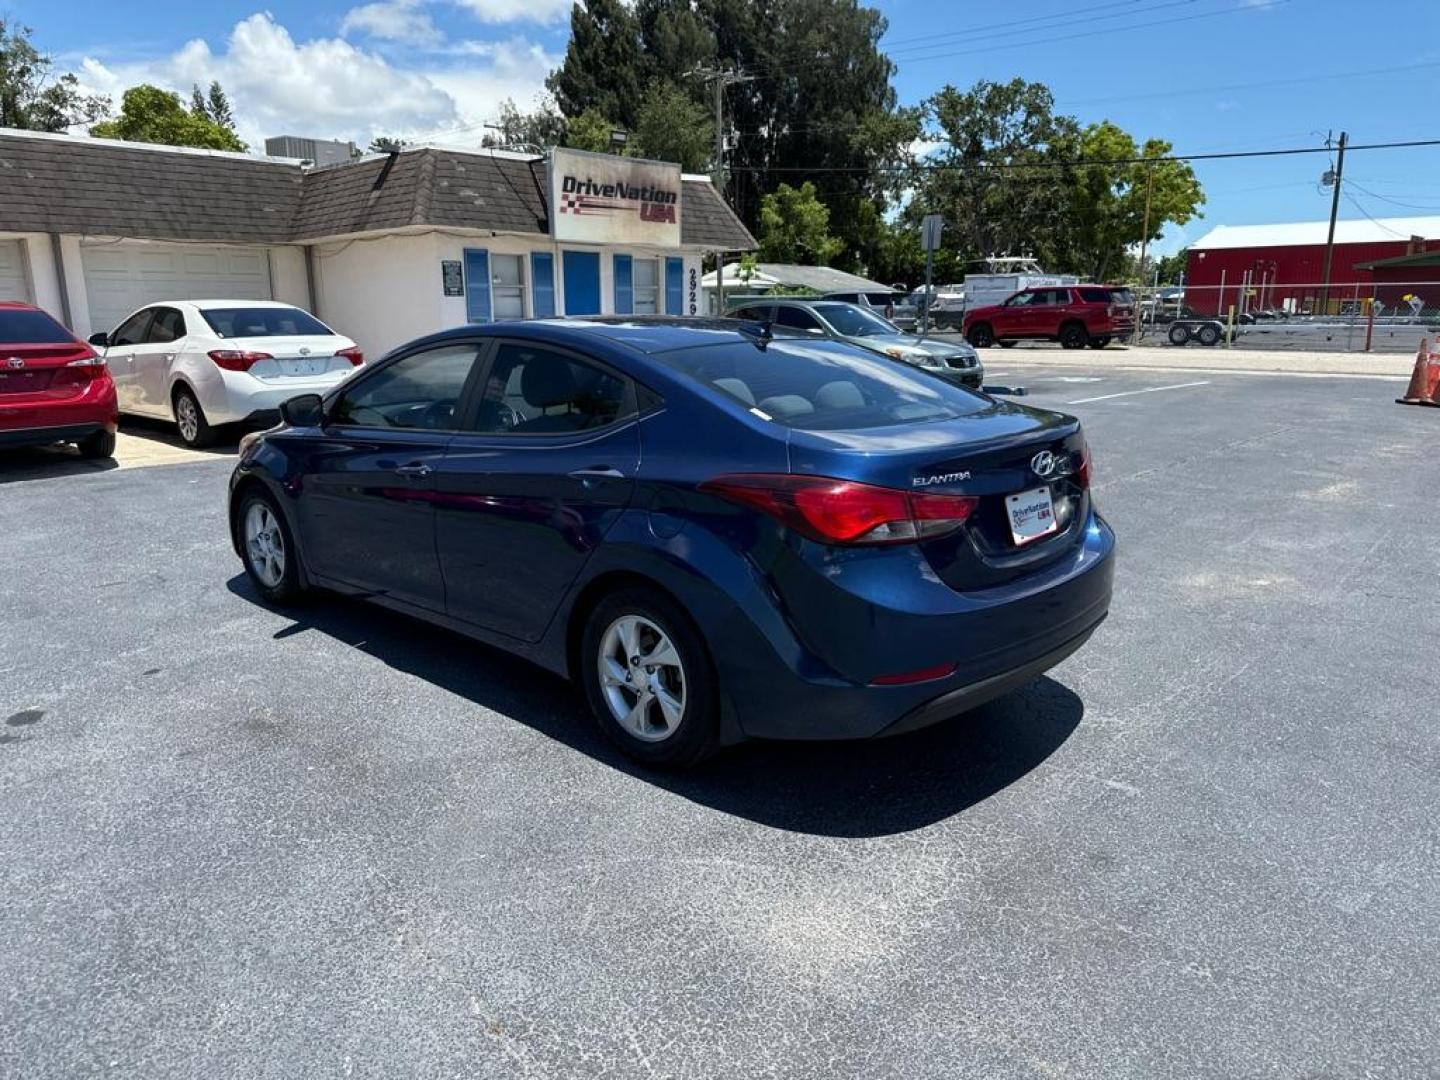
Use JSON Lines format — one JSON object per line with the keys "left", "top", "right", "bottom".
{"left": 190, "top": 81, "right": 238, "bottom": 132}
{"left": 563, "top": 107, "right": 625, "bottom": 154}
{"left": 1059, "top": 122, "right": 1204, "bottom": 281}
{"left": 758, "top": 181, "right": 843, "bottom": 265}
{"left": 0, "top": 18, "right": 109, "bottom": 131}
{"left": 368, "top": 135, "right": 406, "bottom": 153}
{"left": 480, "top": 97, "right": 566, "bottom": 152}
{"left": 91, "top": 84, "right": 246, "bottom": 151}
{"left": 632, "top": 81, "right": 712, "bottom": 171}
{"left": 1153, "top": 248, "right": 1189, "bottom": 285}
{"left": 546, "top": 0, "right": 912, "bottom": 260}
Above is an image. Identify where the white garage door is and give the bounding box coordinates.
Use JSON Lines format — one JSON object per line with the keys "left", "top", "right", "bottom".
{"left": 0, "top": 240, "right": 32, "bottom": 303}
{"left": 82, "top": 241, "right": 271, "bottom": 332}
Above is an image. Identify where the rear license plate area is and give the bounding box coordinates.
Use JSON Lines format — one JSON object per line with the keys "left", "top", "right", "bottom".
{"left": 1006, "top": 485, "right": 1058, "bottom": 546}
{"left": 277, "top": 358, "right": 324, "bottom": 377}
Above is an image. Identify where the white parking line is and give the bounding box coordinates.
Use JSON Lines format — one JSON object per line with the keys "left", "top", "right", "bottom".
{"left": 1066, "top": 380, "right": 1210, "bottom": 405}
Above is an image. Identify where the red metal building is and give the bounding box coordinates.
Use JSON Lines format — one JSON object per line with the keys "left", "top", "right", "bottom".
{"left": 1184, "top": 216, "right": 1440, "bottom": 315}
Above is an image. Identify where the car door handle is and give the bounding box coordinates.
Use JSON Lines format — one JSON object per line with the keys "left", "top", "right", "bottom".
{"left": 568, "top": 466, "right": 626, "bottom": 481}
{"left": 394, "top": 462, "right": 433, "bottom": 478}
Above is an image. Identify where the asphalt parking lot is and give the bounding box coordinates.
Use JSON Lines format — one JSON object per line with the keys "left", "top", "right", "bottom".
{"left": 3, "top": 363, "right": 1437, "bottom": 1078}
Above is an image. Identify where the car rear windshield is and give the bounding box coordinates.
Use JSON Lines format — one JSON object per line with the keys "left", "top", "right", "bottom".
{"left": 811, "top": 302, "right": 896, "bottom": 337}
{"left": 1078, "top": 287, "right": 1110, "bottom": 303}
{"left": 655, "top": 337, "right": 988, "bottom": 431}
{"left": 0, "top": 308, "right": 74, "bottom": 344}
{"left": 1109, "top": 288, "right": 1135, "bottom": 305}
{"left": 200, "top": 307, "right": 332, "bottom": 338}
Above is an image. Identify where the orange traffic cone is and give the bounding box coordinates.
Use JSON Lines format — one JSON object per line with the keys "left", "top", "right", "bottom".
{"left": 1397, "top": 337, "right": 1440, "bottom": 407}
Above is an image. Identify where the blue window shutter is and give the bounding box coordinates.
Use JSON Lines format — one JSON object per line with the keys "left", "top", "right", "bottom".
{"left": 613, "top": 254, "right": 633, "bottom": 314}
{"left": 531, "top": 252, "right": 556, "bottom": 318}
{"left": 464, "top": 249, "right": 491, "bottom": 323}
{"left": 665, "top": 257, "right": 685, "bottom": 315}
{"left": 562, "top": 251, "right": 601, "bottom": 315}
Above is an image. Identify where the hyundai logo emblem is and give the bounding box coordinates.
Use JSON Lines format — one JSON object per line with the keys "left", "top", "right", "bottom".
{"left": 1031, "top": 450, "right": 1072, "bottom": 480}
{"left": 6, "top": 357, "right": 23, "bottom": 370}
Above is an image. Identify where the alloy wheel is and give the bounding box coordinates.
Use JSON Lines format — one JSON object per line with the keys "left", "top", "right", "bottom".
{"left": 176, "top": 394, "right": 200, "bottom": 443}
{"left": 244, "top": 501, "right": 286, "bottom": 588}
{"left": 597, "top": 615, "right": 687, "bottom": 742}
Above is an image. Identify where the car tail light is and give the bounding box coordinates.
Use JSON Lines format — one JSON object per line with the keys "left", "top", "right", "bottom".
{"left": 1075, "top": 439, "right": 1092, "bottom": 488}
{"left": 699, "top": 474, "right": 978, "bottom": 546}
{"left": 334, "top": 346, "right": 364, "bottom": 366}
{"left": 50, "top": 352, "right": 108, "bottom": 387}
{"left": 208, "top": 349, "right": 273, "bottom": 372}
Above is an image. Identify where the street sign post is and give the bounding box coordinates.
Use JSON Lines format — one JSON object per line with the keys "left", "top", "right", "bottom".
{"left": 920, "top": 214, "right": 944, "bottom": 337}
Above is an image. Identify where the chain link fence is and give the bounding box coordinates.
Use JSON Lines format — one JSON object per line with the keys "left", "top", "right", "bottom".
{"left": 1132, "top": 280, "right": 1440, "bottom": 353}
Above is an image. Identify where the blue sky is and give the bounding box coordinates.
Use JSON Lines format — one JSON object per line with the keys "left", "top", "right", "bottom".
{"left": 18, "top": 0, "right": 1440, "bottom": 254}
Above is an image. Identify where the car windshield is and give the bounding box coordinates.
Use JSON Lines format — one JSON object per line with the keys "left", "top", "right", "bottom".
{"left": 812, "top": 302, "right": 896, "bottom": 338}
{"left": 655, "top": 337, "right": 987, "bottom": 431}
{"left": 200, "top": 306, "right": 332, "bottom": 338}
{"left": 0, "top": 308, "right": 74, "bottom": 344}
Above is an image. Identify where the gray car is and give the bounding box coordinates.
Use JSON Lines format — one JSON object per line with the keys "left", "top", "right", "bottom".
{"left": 729, "top": 298, "right": 984, "bottom": 389}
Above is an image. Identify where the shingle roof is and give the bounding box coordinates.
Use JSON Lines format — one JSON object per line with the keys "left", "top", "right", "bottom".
{"left": 1191, "top": 216, "right": 1440, "bottom": 251}
{"left": 0, "top": 131, "right": 756, "bottom": 250}
{"left": 0, "top": 129, "right": 301, "bottom": 242}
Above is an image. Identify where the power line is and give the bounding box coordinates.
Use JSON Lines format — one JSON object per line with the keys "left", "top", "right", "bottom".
{"left": 881, "top": 0, "right": 1203, "bottom": 57}
{"left": 726, "top": 137, "right": 1440, "bottom": 173}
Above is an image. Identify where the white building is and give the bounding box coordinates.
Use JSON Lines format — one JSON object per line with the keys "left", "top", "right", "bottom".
{"left": 0, "top": 131, "right": 755, "bottom": 358}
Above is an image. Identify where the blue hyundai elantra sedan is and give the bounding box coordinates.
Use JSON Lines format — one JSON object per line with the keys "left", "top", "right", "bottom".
{"left": 229, "top": 318, "right": 1114, "bottom": 767}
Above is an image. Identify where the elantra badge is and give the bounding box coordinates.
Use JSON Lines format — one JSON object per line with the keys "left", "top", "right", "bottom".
{"left": 1030, "top": 450, "right": 1072, "bottom": 480}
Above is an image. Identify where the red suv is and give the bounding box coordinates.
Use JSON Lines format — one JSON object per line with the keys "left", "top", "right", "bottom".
{"left": 963, "top": 285, "right": 1135, "bottom": 350}
{"left": 0, "top": 302, "right": 118, "bottom": 459}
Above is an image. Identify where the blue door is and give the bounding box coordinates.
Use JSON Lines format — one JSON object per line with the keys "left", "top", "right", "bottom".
{"left": 612, "top": 254, "right": 633, "bottom": 314}
{"left": 666, "top": 257, "right": 685, "bottom": 314}
{"left": 562, "top": 251, "right": 601, "bottom": 315}
{"left": 531, "top": 252, "right": 556, "bottom": 318}
{"left": 464, "top": 249, "right": 491, "bottom": 323}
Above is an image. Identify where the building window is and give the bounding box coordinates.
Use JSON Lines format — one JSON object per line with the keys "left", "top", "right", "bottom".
{"left": 632, "top": 258, "right": 660, "bottom": 314}
{"left": 492, "top": 253, "right": 525, "bottom": 320}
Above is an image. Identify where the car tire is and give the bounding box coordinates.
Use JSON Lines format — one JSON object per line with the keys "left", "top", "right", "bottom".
{"left": 966, "top": 323, "right": 995, "bottom": 348}
{"left": 997, "top": 339, "right": 1017, "bottom": 349}
{"left": 173, "top": 386, "right": 216, "bottom": 448}
{"left": 1089, "top": 336, "right": 1112, "bottom": 350}
{"left": 76, "top": 428, "right": 116, "bottom": 460}
{"left": 236, "top": 488, "right": 304, "bottom": 604}
{"left": 581, "top": 586, "right": 721, "bottom": 769}
{"left": 1168, "top": 323, "right": 1192, "bottom": 346}
{"left": 1059, "top": 322, "right": 1089, "bottom": 350}
{"left": 1196, "top": 324, "right": 1222, "bottom": 347}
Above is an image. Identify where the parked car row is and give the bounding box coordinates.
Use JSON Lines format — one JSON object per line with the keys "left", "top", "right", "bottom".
{"left": 1, "top": 299, "right": 361, "bottom": 458}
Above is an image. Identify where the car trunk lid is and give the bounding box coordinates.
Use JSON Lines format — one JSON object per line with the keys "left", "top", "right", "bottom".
{"left": 230, "top": 336, "right": 356, "bottom": 380}
{"left": 0, "top": 343, "right": 98, "bottom": 396}
{"left": 786, "top": 400, "right": 1090, "bottom": 589}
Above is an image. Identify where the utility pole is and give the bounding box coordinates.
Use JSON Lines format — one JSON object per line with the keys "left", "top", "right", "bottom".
{"left": 687, "top": 65, "right": 752, "bottom": 314}
{"left": 1135, "top": 163, "right": 1154, "bottom": 341}
{"left": 1319, "top": 130, "right": 1348, "bottom": 315}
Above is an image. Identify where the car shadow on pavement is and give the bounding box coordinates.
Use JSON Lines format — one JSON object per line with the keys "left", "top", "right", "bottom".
{"left": 0, "top": 445, "right": 119, "bottom": 483}
{"left": 227, "top": 575, "right": 1084, "bottom": 838}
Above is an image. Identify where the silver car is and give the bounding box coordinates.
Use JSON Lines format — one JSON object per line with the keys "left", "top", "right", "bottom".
{"left": 729, "top": 298, "right": 984, "bottom": 389}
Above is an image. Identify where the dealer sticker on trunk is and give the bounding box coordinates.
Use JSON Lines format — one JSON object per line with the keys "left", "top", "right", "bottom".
{"left": 1006, "top": 485, "right": 1058, "bottom": 546}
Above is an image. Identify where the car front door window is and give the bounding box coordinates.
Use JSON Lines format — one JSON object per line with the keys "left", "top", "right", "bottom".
{"left": 331, "top": 344, "right": 480, "bottom": 431}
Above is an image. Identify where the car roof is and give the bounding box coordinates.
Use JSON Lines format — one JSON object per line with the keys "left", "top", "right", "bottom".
{"left": 152, "top": 299, "right": 306, "bottom": 310}
{"left": 408, "top": 316, "right": 779, "bottom": 357}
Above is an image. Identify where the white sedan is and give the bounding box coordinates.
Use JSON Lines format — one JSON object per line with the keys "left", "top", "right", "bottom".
{"left": 88, "top": 300, "right": 364, "bottom": 447}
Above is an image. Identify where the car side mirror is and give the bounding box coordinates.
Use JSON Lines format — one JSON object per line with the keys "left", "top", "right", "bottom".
{"left": 280, "top": 393, "right": 326, "bottom": 427}
{"left": 87, "top": 332, "right": 109, "bottom": 347}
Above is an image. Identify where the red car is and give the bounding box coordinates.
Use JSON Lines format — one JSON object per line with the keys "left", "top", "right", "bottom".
{"left": 963, "top": 285, "right": 1136, "bottom": 350}
{"left": 0, "top": 302, "right": 118, "bottom": 459}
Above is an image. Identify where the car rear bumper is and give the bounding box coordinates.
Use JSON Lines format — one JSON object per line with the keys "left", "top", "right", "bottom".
{"left": 715, "top": 512, "right": 1116, "bottom": 741}
{"left": 208, "top": 370, "right": 351, "bottom": 425}
{"left": 0, "top": 380, "right": 118, "bottom": 446}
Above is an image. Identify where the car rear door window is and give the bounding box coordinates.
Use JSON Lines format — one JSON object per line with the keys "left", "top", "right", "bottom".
{"left": 147, "top": 307, "right": 186, "bottom": 343}
{"left": 732, "top": 305, "right": 772, "bottom": 322}
{"left": 110, "top": 309, "right": 153, "bottom": 346}
{"left": 473, "top": 344, "right": 631, "bottom": 435}
{"left": 1078, "top": 287, "right": 1110, "bottom": 303}
{"left": 330, "top": 343, "right": 480, "bottom": 430}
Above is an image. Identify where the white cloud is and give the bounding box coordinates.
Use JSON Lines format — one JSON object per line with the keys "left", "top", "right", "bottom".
{"left": 74, "top": 13, "right": 556, "bottom": 149}
{"left": 453, "top": 0, "right": 574, "bottom": 25}
{"left": 341, "top": 0, "right": 443, "bottom": 48}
